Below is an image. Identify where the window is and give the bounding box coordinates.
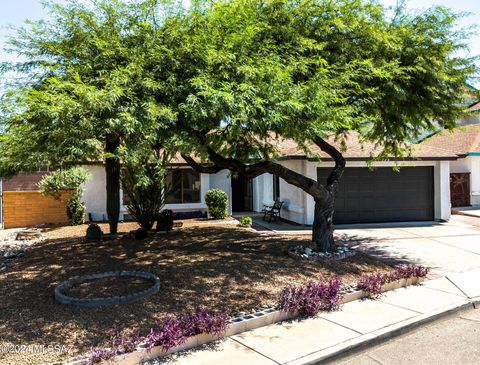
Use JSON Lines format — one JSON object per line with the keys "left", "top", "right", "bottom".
{"left": 166, "top": 169, "right": 201, "bottom": 204}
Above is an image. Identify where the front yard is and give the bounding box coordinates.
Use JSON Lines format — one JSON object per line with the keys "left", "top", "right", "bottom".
{"left": 0, "top": 221, "right": 393, "bottom": 364}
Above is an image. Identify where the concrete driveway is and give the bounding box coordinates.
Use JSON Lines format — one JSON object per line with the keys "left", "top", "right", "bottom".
{"left": 336, "top": 216, "right": 480, "bottom": 276}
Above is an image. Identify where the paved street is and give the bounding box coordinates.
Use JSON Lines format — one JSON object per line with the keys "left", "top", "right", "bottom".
{"left": 332, "top": 306, "right": 480, "bottom": 365}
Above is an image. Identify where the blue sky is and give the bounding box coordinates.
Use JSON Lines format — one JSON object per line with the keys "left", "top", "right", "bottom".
{"left": 1, "top": 0, "right": 479, "bottom": 80}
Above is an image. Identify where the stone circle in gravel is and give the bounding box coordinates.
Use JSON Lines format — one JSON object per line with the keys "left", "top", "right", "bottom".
{"left": 55, "top": 271, "right": 160, "bottom": 307}
{"left": 288, "top": 245, "right": 356, "bottom": 261}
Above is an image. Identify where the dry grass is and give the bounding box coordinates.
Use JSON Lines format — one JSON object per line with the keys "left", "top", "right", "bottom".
{"left": 0, "top": 221, "right": 393, "bottom": 365}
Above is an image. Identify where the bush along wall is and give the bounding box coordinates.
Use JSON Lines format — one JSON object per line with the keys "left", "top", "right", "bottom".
{"left": 205, "top": 188, "right": 228, "bottom": 219}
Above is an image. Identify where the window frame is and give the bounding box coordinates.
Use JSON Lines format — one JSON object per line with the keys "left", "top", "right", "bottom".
{"left": 166, "top": 168, "right": 201, "bottom": 204}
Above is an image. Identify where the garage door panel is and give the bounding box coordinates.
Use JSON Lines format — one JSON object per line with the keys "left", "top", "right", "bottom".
{"left": 318, "top": 167, "right": 434, "bottom": 224}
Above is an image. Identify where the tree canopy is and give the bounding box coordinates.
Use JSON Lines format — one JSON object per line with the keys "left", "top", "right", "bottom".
{"left": 0, "top": 0, "right": 476, "bottom": 246}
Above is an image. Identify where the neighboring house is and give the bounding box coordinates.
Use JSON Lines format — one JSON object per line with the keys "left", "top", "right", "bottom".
{"left": 1, "top": 171, "right": 69, "bottom": 228}
{"left": 420, "top": 124, "right": 480, "bottom": 208}
{"left": 460, "top": 101, "right": 480, "bottom": 126}
{"left": 0, "top": 134, "right": 462, "bottom": 229}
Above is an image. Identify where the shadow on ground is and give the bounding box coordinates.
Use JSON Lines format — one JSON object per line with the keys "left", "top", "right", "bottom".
{"left": 0, "top": 224, "right": 394, "bottom": 363}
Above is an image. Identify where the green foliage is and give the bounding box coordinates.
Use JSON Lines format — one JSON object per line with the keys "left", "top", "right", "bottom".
{"left": 157, "top": 209, "right": 174, "bottom": 232}
{"left": 1, "top": 0, "right": 477, "bottom": 236}
{"left": 121, "top": 149, "right": 173, "bottom": 231}
{"left": 66, "top": 195, "right": 87, "bottom": 225}
{"left": 38, "top": 167, "right": 90, "bottom": 200}
{"left": 205, "top": 189, "right": 228, "bottom": 219}
{"left": 239, "top": 216, "right": 252, "bottom": 226}
{"left": 38, "top": 167, "right": 90, "bottom": 225}
{"left": 86, "top": 223, "right": 103, "bottom": 241}
{"left": 0, "top": 0, "right": 179, "bottom": 232}
{"left": 147, "top": 0, "right": 477, "bottom": 161}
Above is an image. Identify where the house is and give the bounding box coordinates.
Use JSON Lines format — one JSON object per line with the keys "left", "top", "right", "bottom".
{"left": 1, "top": 170, "right": 69, "bottom": 228}
{"left": 81, "top": 134, "right": 459, "bottom": 226}
{"left": 0, "top": 134, "right": 462, "bottom": 229}
{"left": 420, "top": 124, "right": 480, "bottom": 208}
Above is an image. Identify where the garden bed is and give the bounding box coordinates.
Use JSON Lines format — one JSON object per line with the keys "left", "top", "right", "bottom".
{"left": 0, "top": 221, "right": 394, "bottom": 365}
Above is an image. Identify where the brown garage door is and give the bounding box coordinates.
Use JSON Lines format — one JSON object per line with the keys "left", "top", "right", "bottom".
{"left": 317, "top": 167, "right": 434, "bottom": 224}
{"left": 450, "top": 173, "right": 470, "bottom": 207}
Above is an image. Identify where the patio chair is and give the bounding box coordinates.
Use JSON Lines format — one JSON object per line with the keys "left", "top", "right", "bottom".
{"left": 263, "top": 199, "right": 284, "bottom": 223}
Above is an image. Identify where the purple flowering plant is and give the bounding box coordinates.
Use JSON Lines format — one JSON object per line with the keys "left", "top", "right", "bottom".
{"left": 278, "top": 276, "right": 343, "bottom": 317}
{"left": 88, "top": 308, "right": 229, "bottom": 364}
{"left": 357, "top": 264, "right": 429, "bottom": 297}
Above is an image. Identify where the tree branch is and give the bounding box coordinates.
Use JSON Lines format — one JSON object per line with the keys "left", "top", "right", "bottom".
{"left": 205, "top": 146, "right": 328, "bottom": 199}
{"left": 312, "top": 136, "right": 346, "bottom": 194}
{"left": 181, "top": 154, "right": 223, "bottom": 174}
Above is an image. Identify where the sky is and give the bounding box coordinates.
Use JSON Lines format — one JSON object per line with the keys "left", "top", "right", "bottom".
{"left": 0, "top": 0, "right": 479, "bottom": 81}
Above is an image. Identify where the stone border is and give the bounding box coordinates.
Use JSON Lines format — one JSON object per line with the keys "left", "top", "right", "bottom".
{"left": 63, "top": 276, "right": 424, "bottom": 365}
{"left": 54, "top": 271, "right": 160, "bottom": 308}
{"left": 288, "top": 245, "right": 356, "bottom": 261}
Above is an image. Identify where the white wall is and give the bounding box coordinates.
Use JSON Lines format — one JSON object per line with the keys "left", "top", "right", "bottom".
{"left": 253, "top": 159, "right": 451, "bottom": 225}
{"left": 277, "top": 160, "right": 307, "bottom": 224}
{"left": 82, "top": 165, "right": 108, "bottom": 221}
{"left": 434, "top": 160, "right": 451, "bottom": 220}
{"left": 450, "top": 157, "right": 472, "bottom": 174}
{"left": 209, "top": 169, "right": 233, "bottom": 215}
{"left": 82, "top": 165, "right": 230, "bottom": 221}
{"left": 471, "top": 158, "right": 480, "bottom": 205}
{"left": 252, "top": 173, "right": 274, "bottom": 212}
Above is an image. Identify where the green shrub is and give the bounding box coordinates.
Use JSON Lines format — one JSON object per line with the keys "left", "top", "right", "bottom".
{"left": 66, "top": 195, "right": 86, "bottom": 225}
{"left": 38, "top": 167, "right": 90, "bottom": 225}
{"left": 156, "top": 209, "right": 174, "bottom": 232}
{"left": 86, "top": 223, "right": 103, "bottom": 241}
{"left": 205, "top": 189, "right": 228, "bottom": 219}
{"left": 239, "top": 216, "right": 252, "bottom": 226}
{"left": 121, "top": 159, "right": 169, "bottom": 231}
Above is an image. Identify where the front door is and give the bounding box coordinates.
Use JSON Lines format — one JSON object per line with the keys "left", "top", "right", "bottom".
{"left": 450, "top": 173, "right": 470, "bottom": 207}
{"left": 231, "top": 174, "right": 253, "bottom": 212}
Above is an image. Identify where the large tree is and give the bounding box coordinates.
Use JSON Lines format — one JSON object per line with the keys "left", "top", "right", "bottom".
{"left": 147, "top": 0, "right": 476, "bottom": 251}
{"left": 0, "top": 0, "right": 174, "bottom": 234}
{"left": 1, "top": 0, "right": 476, "bottom": 250}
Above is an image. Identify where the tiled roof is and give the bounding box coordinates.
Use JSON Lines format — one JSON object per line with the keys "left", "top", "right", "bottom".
{"left": 271, "top": 133, "right": 459, "bottom": 160}
{"left": 176, "top": 132, "right": 460, "bottom": 164}
{"left": 420, "top": 125, "right": 480, "bottom": 155}
{"left": 467, "top": 101, "right": 480, "bottom": 112}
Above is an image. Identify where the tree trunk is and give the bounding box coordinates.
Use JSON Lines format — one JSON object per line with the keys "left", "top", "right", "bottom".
{"left": 105, "top": 135, "right": 121, "bottom": 235}
{"left": 312, "top": 197, "right": 335, "bottom": 252}
{"left": 182, "top": 134, "right": 346, "bottom": 252}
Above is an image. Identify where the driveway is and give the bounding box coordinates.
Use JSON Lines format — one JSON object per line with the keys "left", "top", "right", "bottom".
{"left": 336, "top": 216, "right": 480, "bottom": 276}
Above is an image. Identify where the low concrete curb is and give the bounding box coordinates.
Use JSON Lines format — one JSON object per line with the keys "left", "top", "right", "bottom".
{"left": 289, "top": 300, "right": 475, "bottom": 365}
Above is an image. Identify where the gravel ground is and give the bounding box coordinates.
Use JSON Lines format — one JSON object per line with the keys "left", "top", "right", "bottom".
{"left": 0, "top": 220, "right": 394, "bottom": 365}
{"left": 0, "top": 229, "right": 46, "bottom": 272}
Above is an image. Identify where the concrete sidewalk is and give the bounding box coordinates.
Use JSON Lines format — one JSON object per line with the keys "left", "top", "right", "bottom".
{"left": 146, "top": 269, "right": 480, "bottom": 365}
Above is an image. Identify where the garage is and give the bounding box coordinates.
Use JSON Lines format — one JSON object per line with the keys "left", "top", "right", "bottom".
{"left": 317, "top": 167, "right": 434, "bottom": 224}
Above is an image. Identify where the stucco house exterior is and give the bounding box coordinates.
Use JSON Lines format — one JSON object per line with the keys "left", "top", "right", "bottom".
{"left": 81, "top": 134, "right": 457, "bottom": 226}
{"left": 0, "top": 134, "right": 464, "bottom": 229}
